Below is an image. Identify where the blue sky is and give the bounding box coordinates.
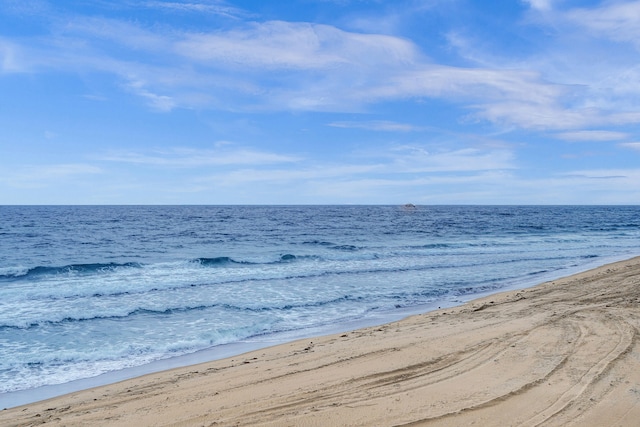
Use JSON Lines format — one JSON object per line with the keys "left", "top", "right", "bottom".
{"left": 1, "top": 0, "right": 639, "bottom": 204}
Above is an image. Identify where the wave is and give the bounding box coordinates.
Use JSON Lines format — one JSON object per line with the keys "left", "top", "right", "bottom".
{"left": 1, "top": 251, "right": 579, "bottom": 330}
{"left": 194, "top": 257, "right": 251, "bottom": 266}
{"left": 409, "top": 243, "right": 456, "bottom": 250}
{"left": 0, "top": 262, "right": 143, "bottom": 280}
{"left": 0, "top": 254, "right": 316, "bottom": 281}
{"left": 0, "top": 293, "right": 368, "bottom": 331}
{"left": 195, "top": 254, "right": 313, "bottom": 265}
{"left": 1, "top": 254, "right": 332, "bottom": 282}
{"left": 302, "top": 240, "right": 336, "bottom": 246}
{"left": 1, "top": 250, "right": 583, "bottom": 303}
{"left": 331, "top": 245, "right": 360, "bottom": 251}
{"left": 6, "top": 237, "right": 573, "bottom": 285}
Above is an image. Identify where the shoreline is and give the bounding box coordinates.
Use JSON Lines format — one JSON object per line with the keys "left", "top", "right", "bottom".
{"left": 2, "top": 255, "right": 640, "bottom": 425}
{"left": 1, "top": 253, "right": 629, "bottom": 409}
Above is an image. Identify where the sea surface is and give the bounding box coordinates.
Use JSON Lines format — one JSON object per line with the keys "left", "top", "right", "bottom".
{"left": 1, "top": 205, "right": 639, "bottom": 407}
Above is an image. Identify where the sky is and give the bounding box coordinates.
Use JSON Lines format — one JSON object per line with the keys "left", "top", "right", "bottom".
{"left": 1, "top": 0, "right": 639, "bottom": 205}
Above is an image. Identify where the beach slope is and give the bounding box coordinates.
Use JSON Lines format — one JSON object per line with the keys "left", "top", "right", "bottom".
{"left": 2, "top": 257, "right": 640, "bottom": 426}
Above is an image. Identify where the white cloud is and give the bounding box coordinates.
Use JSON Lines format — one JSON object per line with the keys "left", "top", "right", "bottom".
{"left": 567, "top": 1, "right": 640, "bottom": 46}
{"left": 443, "top": 2, "right": 640, "bottom": 132}
{"left": 328, "top": 120, "right": 423, "bottom": 132}
{"left": 3, "top": 164, "right": 102, "bottom": 188}
{"left": 0, "top": 39, "right": 29, "bottom": 73}
{"left": 619, "top": 142, "right": 640, "bottom": 151}
{"left": 357, "top": 66, "right": 561, "bottom": 104}
{"left": 383, "top": 146, "right": 516, "bottom": 173}
{"left": 346, "top": 66, "right": 575, "bottom": 129}
{"left": 35, "top": 15, "right": 566, "bottom": 121}
{"left": 506, "top": 170, "right": 640, "bottom": 204}
{"left": 173, "top": 21, "right": 419, "bottom": 70}
{"left": 467, "top": 101, "right": 582, "bottom": 130}
{"left": 555, "top": 130, "right": 629, "bottom": 141}
{"left": 1, "top": 10, "right": 581, "bottom": 124}
{"left": 196, "top": 145, "right": 515, "bottom": 191}
{"left": 5, "top": 3, "right": 640, "bottom": 134}
{"left": 10, "top": 17, "right": 424, "bottom": 111}
{"left": 142, "top": 1, "right": 245, "bottom": 18}
{"left": 523, "top": 0, "right": 554, "bottom": 11}
{"left": 1, "top": 0, "right": 50, "bottom": 17}
{"left": 201, "top": 164, "right": 383, "bottom": 186}
{"left": 99, "top": 146, "right": 302, "bottom": 167}
{"left": 33, "top": 164, "right": 102, "bottom": 178}
{"left": 126, "top": 80, "right": 177, "bottom": 112}
{"left": 305, "top": 170, "right": 516, "bottom": 203}
{"left": 559, "top": 168, "right": 640, "bottom": 182}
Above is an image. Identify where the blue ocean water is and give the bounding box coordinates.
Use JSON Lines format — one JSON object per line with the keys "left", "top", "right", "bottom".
{"left": 1, "top": 205, "right": 639, "bottom": 405}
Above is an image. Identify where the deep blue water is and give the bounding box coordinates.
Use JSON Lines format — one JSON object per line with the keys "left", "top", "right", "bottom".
{"left": 1, "top": 205, "right": 639, "bottom": 404}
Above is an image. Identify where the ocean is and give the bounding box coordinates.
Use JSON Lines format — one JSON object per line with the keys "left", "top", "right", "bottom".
{"left": 1, "top": 205, "right": 639, "bottom": 407}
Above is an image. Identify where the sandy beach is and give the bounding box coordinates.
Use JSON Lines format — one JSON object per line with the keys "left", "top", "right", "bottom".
{"left": 2, "top": 257, "right": 639, "bottom": 426}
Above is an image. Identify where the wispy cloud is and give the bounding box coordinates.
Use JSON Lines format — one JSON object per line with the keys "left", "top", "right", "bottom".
{"left": 439, "top": 2, "right": 640, "bottom": 133}
{"left": 99, "top": 146, "right": 302, "bottom": 167}
{"left": 560, "top": 169, "right": 639, "bottom": 181}
{"left": 126, "top": 80, "right": 177, "bottom": 112}
{"left": 0, "top": 38, "right": 30, "bottom": 73}
{"left": 200, "top": 164, "right": 383, "bottom": 186}
{"left": 1, "top": 0, "right": 51, "bottom": 16}
{"left": 2, "top": 10, "right": 570, "bottom": 122}
{"left": 619, "top": 142, "right": 640, "bottom": 151}
{"left": 328, "top": 120, "right": 424, "bottom": 132}
{"left": 173, "top": 20, "right": 419, "bottom": 70}
{"left": 555, "top": 130, "right": 629, "bottom": 142}
{"left": 2, "top": 164, "right": 102, "bottom": 188}
{"left": 141, "top": 1, "right": 246, "bottom": 18}
{"left": 4, "top": 1, "right": 640, "bottom": 135}
{"left": 383, "top": 145, "right": 516, "bottom": 173}
{"left": 566, "top": 1, "right": 640, "bottom": 46}
{"left": 523, "top": 0, "right": 554, "bottom": 11}
{"left": 196, "top": 145, "right": 515, "bottom": 190}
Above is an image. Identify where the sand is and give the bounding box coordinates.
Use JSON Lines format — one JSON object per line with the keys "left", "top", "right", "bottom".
{"left": 2, "top": 257, "right": 640, "bottom": 426}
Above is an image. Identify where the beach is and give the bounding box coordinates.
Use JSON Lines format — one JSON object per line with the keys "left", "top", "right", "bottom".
{"left": 2, "top": 256, "right": 639, "bottom": 426}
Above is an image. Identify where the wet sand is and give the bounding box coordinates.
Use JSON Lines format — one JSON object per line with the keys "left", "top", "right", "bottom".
{"left": 2, "top": 257, "right": 640, "bottom": 426}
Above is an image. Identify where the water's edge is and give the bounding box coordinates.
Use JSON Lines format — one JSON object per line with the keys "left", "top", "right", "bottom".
{"left": 2, "top": 253, "right": 633, "bottom": 410}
